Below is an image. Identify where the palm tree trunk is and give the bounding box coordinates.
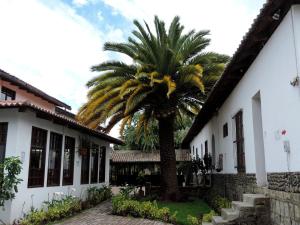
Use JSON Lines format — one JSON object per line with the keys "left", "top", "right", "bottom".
{"left": 158, "top": 115, "right": 180, "bottom": 201}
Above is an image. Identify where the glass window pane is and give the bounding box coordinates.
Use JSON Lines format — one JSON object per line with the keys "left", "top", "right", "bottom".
{"left": 98, "top": 146, "right": 106, "bottom": 183}
{"left": 47, "top": 132, "right": 62, "bottom": 186}
{"left": 28, "top": 127, "right": 47, "bottom": 188}
{"left": 63, "top": 136, "right": 75, "bottom": 185}
{"left": 80, "top": 140, "right": 90, "bottom": 184}
{"left": 91, "top": 144, "right": 99, "bottom": 184}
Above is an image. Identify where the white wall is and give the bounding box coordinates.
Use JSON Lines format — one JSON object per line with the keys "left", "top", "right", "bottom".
{"left": 0, "top": 108, "right": 111, "bottom": 224}
{"left": 191, "top": 6, "right": 300, "bottom": 176}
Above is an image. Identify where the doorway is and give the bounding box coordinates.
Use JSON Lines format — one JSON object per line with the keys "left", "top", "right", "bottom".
{"left": 233, "top": 111, "right": 246, "bottom": 173}
{"left": 252, "top": 92, "right": 267, "bottom": 186}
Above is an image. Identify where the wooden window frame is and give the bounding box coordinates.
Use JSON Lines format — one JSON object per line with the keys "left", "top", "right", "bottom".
{"left": 0, "top": 123, "right": 8, "bottom": 163}
{"left": 1, "top": 86, "right": 16, "bottom": 101}
{"left": 233, "top": 110, "right": 246, "bottom": 173}
{"left": 62, "top": 136, "right": 75, "bottom": 186}
{"left": 28, "top": 127, "right": 47, "bottom": 188}
{"left": 47, "top": 132, "right": 63, "bottom": 187}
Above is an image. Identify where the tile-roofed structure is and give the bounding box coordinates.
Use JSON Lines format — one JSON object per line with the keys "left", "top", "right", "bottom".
{"left": 0, "top": 100, "right": 123, "bottom": 145}
{"left": 111, "top": 149, "right": 191, "bottom": 163}
{"left": 0, "top": 69, "right": 71, "bottom": 110}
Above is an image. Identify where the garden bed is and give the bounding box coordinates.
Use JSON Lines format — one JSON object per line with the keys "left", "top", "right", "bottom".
{"left": 157, "top": 199, "right": 211, "bottom": 225}
{"left": 15, "top": 186, "right": 112, "bottom": 225}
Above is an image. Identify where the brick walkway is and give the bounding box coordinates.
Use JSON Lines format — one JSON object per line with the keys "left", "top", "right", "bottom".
{"left": 55, "top": 200, "right": 172, "bottom": 225}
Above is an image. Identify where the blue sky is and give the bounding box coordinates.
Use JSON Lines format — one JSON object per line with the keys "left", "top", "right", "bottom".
{"left": 0, "top": 0, "right": 265, "bottom": 136}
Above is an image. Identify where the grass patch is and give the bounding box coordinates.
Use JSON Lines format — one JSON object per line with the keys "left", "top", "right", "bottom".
{"left": 158, "top": 199, "right": 211, "bottom": 225}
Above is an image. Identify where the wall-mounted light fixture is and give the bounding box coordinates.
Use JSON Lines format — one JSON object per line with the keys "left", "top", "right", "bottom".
{"left": 272, "top": 9, "right": 281, "bottom": 21}
{"left": 290, "top": 76, "right": 299, "bottom": 86}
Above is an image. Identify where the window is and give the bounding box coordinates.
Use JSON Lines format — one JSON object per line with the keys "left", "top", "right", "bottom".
{"left": 91, "top": 144, "right": 99, "bottom": 184}
{"left": 63, "top": 136, "right": 75, "bottom": 186}
{"left": 28, "top": 127, "right": 47, "bottom": 188}
{"left": 223, "top": 123, "right": 228, "bottom": 137}
{"left": 0, "top": 123, "right": 8, "bottom": 163}
{"left": 211, "top": 135, "right": 216, "bottom": 167}
{"left": 98, "top": 146, "right": 106, "bottom": 183}
{"left": 1, "top": 87, "right": 16, "bottom": 100}
{"left": 192, "top": 146, "right": 194, "bottom": 155}
{"left": 205, "top": 140, "right": 208, "bottom": 156}
{"left": 81, "top": 143, "right": 90, "bottom": 184}
{"left": 196, "top": 148, "right": 198, "bottom": 158}
{"left": 47, "top": 132, "right": 62, "bottom": 186}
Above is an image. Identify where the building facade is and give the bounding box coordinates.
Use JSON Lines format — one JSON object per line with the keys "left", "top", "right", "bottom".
{"left": 183, "top": 1, "right": 300, "bottom": 225}
{"left": 0, "top": 69, "right": 123, "bottom": 224}
{"left": 110, "top": 150, "right": 191, "bottom": 186}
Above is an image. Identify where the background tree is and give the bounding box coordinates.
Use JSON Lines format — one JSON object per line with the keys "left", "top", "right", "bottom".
{"left": 77, "top": 16, "right": 229, "bottom": 200}
{"left": 115, "top": 113, "right": 192, "bottom": 151}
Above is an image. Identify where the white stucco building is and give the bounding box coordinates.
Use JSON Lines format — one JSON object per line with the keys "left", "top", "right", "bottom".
{"left": 182, "top": 1, "right": 300, "bottom": 224}
{"left": 0, "top": 69, "right": 123, "bottom": 224}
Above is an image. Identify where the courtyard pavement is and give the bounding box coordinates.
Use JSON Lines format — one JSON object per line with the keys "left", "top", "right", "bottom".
{"left": 55, "top": 200, "right": 172, "bottom": 225}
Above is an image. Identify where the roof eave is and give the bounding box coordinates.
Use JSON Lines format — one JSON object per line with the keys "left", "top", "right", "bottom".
{"left": 182, "top": 0, "right": 300, "bottom": 148}
{"left": 0, "top": 103, "right": 123, "bottom": 146}
{"left": 0, "top": 69, "right": 71, "bottom": 110}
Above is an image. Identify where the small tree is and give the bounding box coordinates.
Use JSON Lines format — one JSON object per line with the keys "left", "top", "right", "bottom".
{"left": 0, "top": 157, "right": 22, "bottom": 208}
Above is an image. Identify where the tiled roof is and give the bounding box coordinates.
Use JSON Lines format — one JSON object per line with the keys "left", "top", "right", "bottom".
{"left": 0, "top": 100, "right": 124, "bottom": 145}
{"left": 111, "top": 150, "right": 191, "bottom": 163}
{"left": 0, "top": 69, "right": 71, "bottom": 110}
{"left": 182, "top": 0, "right": 300, "bottom": 148}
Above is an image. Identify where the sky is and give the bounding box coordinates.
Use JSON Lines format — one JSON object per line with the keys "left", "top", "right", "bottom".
{"left": 0, "top": 0, "right": 265, "bottom": 137}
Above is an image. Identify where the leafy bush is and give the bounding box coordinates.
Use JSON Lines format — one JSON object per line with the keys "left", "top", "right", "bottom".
{"left": 202, "top": 210, "right": 216, "bottom": 222}
{"left": 0, "top": 157, "right": 22, "bottom": 207}
{"left": 186, "top": 215, "right": 201, "bottom": 225}
{"left": 112, "top": 194, "right": 174, "bottom": 223}
{"left": 204, "top": 192, "right": 231, "bottom": 214}
{"left": 119, "top": 185, "right": 135, "bottom": 199}
{"left": 87, "top": 185, "right": 112, "bottom": 206}
{"left": 19, "top": 196, "right": 81, "bottom": 225}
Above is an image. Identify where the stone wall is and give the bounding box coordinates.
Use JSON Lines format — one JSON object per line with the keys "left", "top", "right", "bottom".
{"left": 255, "top": 187, "right": 300, "bottom": 225}
{"left": 210, "top": 173, "right": 256, "bottom": 201}
{"left": 268, "top": 172, "right": 300, "bottom": 193}
{"left": 210, "top": 173, "right": 300, "bottom": 225}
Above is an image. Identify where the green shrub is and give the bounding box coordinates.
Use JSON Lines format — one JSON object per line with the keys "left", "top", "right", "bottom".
{"left": 119, "top": 185, "right": 135, "bottom": 199}
{"left": 205, "top": 192, "right": 231, "bottom": 214}
{"left": 18, "top": 186, "right": 111, "bottom": 225}
{"left": 87, "top": 185, "right": 112, "bottom": 206}
{"left": 19, "top": 209, "right": 47, "bottom": 225}
{"left": 186, "top": 214, "right": 201, "bottom": 225}
{"left": 202, "top": 210, "right": 216, "bottom": 222}
{"left": 19, "top": 196, "right": 82, "bottom": 225}
{"left": 112, "top": 194, "right": 171, "bottom": 222}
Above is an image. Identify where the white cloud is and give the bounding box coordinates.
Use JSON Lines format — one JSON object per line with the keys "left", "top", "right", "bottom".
{"left": 0, "top": 0, "right": 266, "bottom": 139}
{"left": 72, "top": 0, "right": 89, "bottom": 7}
{"left": 102, "top": 0, "right": 266, "bottom": 55}
{"left": 0, "top": 0, "right": 106, "bottom": 112}
{"left": 97, "top": 11, "right": 104, "bottom": 21}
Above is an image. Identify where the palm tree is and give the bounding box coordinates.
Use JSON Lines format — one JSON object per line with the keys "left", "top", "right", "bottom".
{"left": 77, "top": 16, "right": 229, "bottom": 200}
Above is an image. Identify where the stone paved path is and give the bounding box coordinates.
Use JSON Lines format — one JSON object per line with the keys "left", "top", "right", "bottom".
{"left": 55, "top": 200, "right": 172, "bottom": 225}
